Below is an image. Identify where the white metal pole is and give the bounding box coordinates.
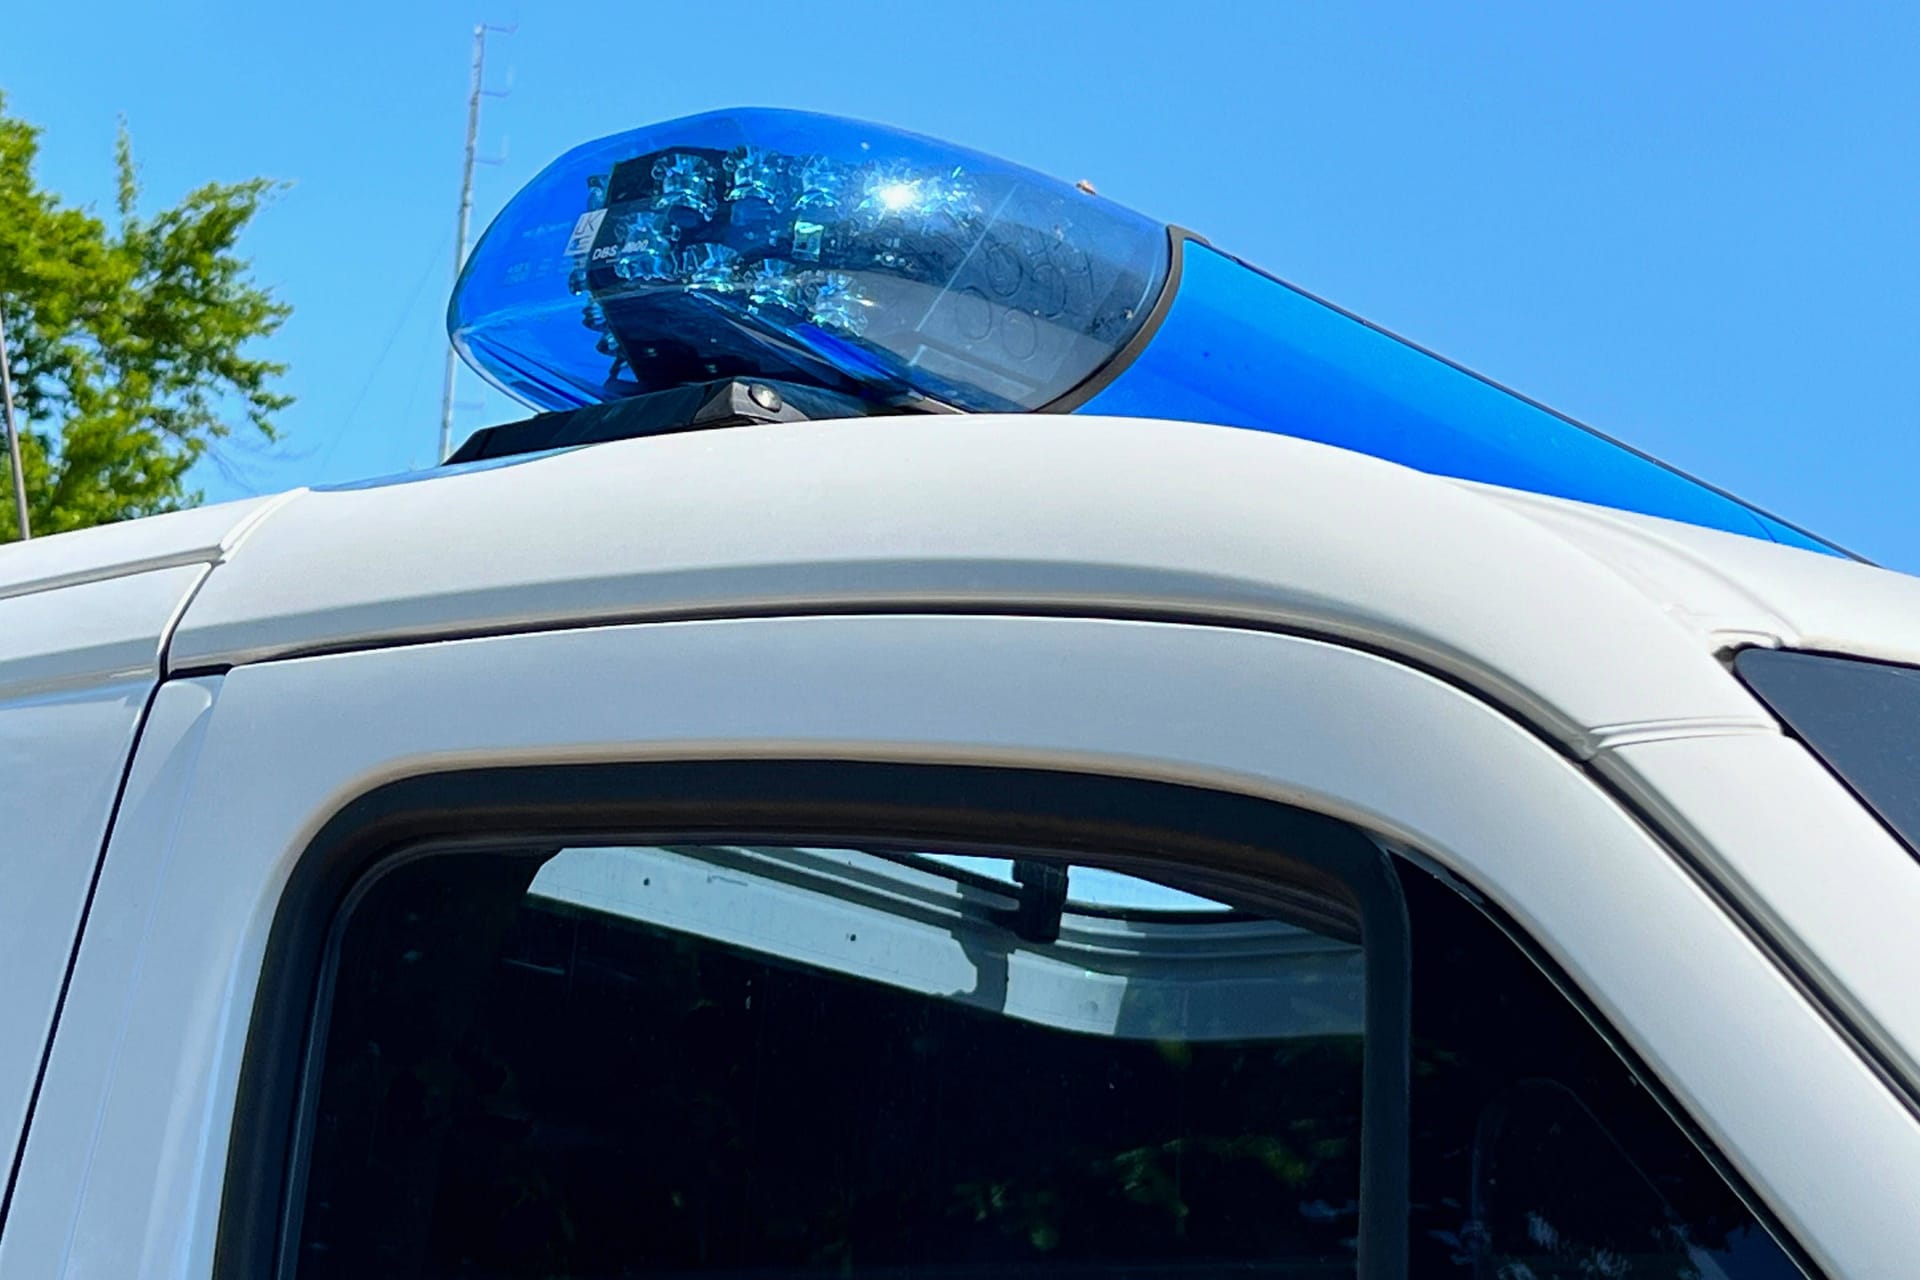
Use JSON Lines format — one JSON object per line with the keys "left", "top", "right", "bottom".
{"left": 0, "top": 305, "right": 30, "bottom": 541}
{"left": 438, "top": 23, "right": 488, "bottom": 463}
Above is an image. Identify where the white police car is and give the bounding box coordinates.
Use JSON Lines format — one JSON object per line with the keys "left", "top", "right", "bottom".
{"left": 2, "top": 112, "right": 1916, "bottom": 1280}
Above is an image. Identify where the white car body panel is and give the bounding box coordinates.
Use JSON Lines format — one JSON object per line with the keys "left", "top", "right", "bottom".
{"left": 0, "top": 565, "right": 205, "bottom": 1173}
{"left": 1482, "top": 484, "right": 1920, "bottom": 662}
{"left": 1, "top": 568, "right": 206, "bottom": 704}
{"left": 6, "top": 616, "right": 1914, "bottom": 1279}
{"left": 1, "top": 414, "right": 1917, "bottom": 1276}
{"left": 0, "top": 676, "right": 151, "bottom": 1179}
{"left": 168, "top": 417, "right": 1775, "bottom": 754}
{"left": 0, "top": 495, "right": 286, "bottom": 1186}
{"left": 1598, "top": 732, "right": 1920, "bottom": 1091}
{"left": 0, "top": 496, "right": 277, "bottom": 603}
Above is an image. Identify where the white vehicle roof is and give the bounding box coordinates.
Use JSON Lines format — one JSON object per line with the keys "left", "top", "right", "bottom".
{"left": 0, "top": 496, "right": 281, "bottom": 703}
{"left": 5, "top": 415, "right": 1919, "bottom": 753}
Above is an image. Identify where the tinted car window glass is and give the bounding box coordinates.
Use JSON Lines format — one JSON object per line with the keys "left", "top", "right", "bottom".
{"left": 292, "top": 842, "right": 1367, "bottom": 1278}
{"left": 1400, "top": 865, "right": 1804, "bottom": 1277}
{"left": 287, "top": 835, "right": 1806, "bottom": 1278}
{"left": 1736, "top": 647, "right": 1920, "bottom": 857}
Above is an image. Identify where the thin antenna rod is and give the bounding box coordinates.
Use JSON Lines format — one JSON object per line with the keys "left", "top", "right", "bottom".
{"left": 0, "top": 305, "right": 30, "bottom": 541}
{"left": 439, "top": 24, "right": 491, "bottom": 463}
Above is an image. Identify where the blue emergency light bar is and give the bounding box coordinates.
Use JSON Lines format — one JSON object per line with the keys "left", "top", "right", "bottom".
{"left": 450, "top": 108, "right": 1848, "bottom": 557}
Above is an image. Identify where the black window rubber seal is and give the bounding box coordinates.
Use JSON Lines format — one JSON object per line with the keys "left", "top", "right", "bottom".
{"left": 211, "top": 759, "right": 1411, "bottom": 1280}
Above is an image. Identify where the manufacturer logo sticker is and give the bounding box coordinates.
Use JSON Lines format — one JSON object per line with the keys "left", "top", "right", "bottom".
{"left": 563, "top": 209, "right": 607, "bottom": 259}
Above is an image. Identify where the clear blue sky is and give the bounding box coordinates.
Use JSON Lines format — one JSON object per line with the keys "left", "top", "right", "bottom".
{"left": 3, "top": 1, "right": 1916, "bottom": 567}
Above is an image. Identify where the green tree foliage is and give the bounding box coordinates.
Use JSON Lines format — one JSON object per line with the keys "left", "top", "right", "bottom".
{"left": 0, "top": 93, "right": 289, "bottom": 538}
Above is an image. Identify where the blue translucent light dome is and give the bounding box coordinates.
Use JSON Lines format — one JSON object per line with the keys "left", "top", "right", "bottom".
{"left": 451, "top": 107, "right": 1850, "bottom": 559}
{"left": 449, "top": 108, "right": 1169, "bottom": 413}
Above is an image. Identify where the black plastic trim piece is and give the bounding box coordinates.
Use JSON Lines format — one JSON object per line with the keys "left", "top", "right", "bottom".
{"left": 212, "top": 761, "right": 1410, "bottom": 1280}
{"left": 1733, "top": 645, "right": 1920, "bottom": 861}
{"left": 445, "top": 378, "right": 899, "bottom": 465}
{"left": 1039, "top": 226, "right": 1203, "bottom": 415}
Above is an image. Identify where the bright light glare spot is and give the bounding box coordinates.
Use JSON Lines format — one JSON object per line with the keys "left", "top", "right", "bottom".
{"left": 877, "top": 181, "right": 919, "bottom": 212}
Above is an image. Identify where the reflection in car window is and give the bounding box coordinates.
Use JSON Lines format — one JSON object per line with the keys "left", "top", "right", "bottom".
{"left": 1400, "top": 864, "right": 1804, "bottom": 1278}
{"left": 286, "top": 837, "right": 1804, "bottom": 1278}
{"left": 915, "top": 853, "right": 1235, "bottom": 913}
{"left": 292, "top": 843, "right": 1366, "bottom": 1278}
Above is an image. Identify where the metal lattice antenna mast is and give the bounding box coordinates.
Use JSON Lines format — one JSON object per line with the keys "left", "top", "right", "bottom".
{"left": 439, "top": 23, "right": 512, "bottom": 463}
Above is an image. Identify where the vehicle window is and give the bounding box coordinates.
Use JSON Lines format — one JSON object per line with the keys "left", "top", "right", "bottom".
{"left": 283, "top": 831, "right": 1805, "bottom": 1279}
{"left": 1399, "top": 864, "right": 1804, "bottom": 1278}
{"left": 1735, "top": 647, "right": 1920, "bottom": 858}
{"left": 290, "top": 842, "right": 1369, "bottom": 1278}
